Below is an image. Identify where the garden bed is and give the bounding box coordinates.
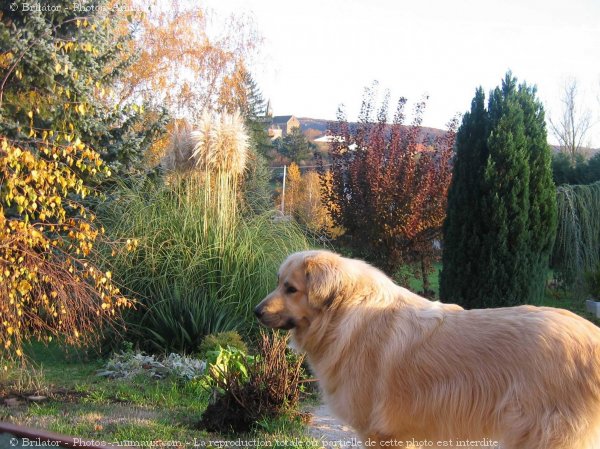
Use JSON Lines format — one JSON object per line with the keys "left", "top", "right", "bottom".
{"left": 0, "top": 343, "right": 320, "bottom": 449}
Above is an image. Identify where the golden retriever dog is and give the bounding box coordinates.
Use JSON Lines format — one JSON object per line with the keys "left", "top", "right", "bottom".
{"left": 254, "top": 250, "right": 600, "bottom": 449}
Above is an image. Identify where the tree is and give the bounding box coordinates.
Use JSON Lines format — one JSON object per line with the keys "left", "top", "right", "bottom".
{"left": 117, "top": 0, "right": 260, "bottom": 119}
{"left": 218, "top": 64, "right": 267, "bottom": 119}
{"left": 549, "top": 79, "right": 593, "bottom": 164}
{"left": 275, "top": 127, "right": 315, "bottom": 164}
{"left": 284, "top": 162, "right": 303, "bottom": 216}
{"left": 242, "top": 150, "right": 272, "bottom": 214}
{"left": 552, "top": 182, "right": 600, "bottom": 294}
{"left": 324, "top": 84, "right": 457, "bottom": 291}
{"left": 441, "top": 73, "right": 557, "bottom": 308}
{"left": 277, "top": 164, "right": 343, "bottom": 236}
{"left": 0, "top": 0, "right": 140, "bottom": 360}
{"left": 552, "top": 151, "right": 600, "bottom": 186}
{"left": 219, "top": 67, "right": 274, "bottom": 172}
{"left": 0, "top": 0, "right": 168, "bottom": 180}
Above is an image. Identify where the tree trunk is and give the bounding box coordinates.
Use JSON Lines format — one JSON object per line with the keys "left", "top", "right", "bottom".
{"left": 421, "top": 256, "right": 431, "bottom": 298}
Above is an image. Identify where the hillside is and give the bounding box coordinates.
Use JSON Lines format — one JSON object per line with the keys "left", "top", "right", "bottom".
{"left": 297, "top": 117, "right": 448, "bottom": 142}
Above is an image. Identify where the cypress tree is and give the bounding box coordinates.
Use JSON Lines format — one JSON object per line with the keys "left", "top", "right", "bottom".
{"left": 440, "top": 73, "right": 557, "bottom": 308}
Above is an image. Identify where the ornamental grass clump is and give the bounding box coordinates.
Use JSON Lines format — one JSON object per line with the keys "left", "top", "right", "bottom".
{"left": 190, "top": 111, "right": 248, "bottom": 177}
{"left": 162, "top": 111, "right": 249, "bottom": 244}
{"left": 191, "top": 111, "right": 249, "bottom": 243}
{"left": 161, "top": 122, "right": 195, "bottom": 173}
{"left": 97, "top": 113, "right": 311, "bottom": 353}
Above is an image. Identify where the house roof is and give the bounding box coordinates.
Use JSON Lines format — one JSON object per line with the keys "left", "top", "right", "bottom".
{"left": 272, "top": 115, "right": 294, "bottom": 124}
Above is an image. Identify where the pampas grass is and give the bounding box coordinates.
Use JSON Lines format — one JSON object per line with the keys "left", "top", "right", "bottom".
{"left": 161, "top": 122, "right": 195, "bottom": 172}
{"left": 96, "top": 180, "right": 311, "bottom": 353}
{"left": 163, "top": 112, "right": 250, "bottom": 244}
{"left": 190, "top": 111, "right": 249, "bottom": 176}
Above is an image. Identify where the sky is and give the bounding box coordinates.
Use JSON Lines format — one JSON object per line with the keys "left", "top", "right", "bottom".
{"left": 205, "top": 0, "right": 600, "bottom": 147}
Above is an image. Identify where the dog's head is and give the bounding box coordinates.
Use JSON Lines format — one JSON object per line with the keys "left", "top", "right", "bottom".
{"left": 254, "top": 250, "right": 350, "bottom": 330}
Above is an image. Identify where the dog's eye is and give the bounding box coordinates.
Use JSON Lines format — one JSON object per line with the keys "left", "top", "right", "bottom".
{"left": 286, "top": 286, "right": 298, "bottom": 294}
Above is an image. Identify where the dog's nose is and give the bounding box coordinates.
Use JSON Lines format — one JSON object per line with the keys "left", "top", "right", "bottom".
{"left": 254, "top": 305, "right": 263, "bottom": 318}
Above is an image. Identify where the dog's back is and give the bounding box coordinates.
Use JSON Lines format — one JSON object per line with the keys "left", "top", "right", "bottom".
{"left": 373, "top": 304, "right": 600, "bottom": 448}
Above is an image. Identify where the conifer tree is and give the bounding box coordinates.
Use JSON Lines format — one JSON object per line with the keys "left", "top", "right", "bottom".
{"left": 0, "top": 0, "right": 167, "bottom": 178}
{"left": 440, "top": 73, "right": 557, "bottom": 308}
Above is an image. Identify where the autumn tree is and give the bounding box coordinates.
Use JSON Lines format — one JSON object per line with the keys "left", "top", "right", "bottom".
{"left": 0, "top": 0, "right": 145, "bottom": 360}
{"left": 0, "top": 1, "right": 167, "bottom": 179}
{"left": 117, "top": 0, "right": 260, "bottom": 119}
{"left": 324, "top": 84, "right": 457, "bottom": 290}
{"left": 219, "top": 67, "right": 273, "bottom": 213}
{"left": 284, "top": 162, "right": 303, "bottom": 216}
{"left": 441, "top": 73, "right": 557, "bottom": 308}
{"left": 278, "top": 164, "right": 342, "bottom": 237}
{"left": 295, "top": 170, "right": 343, "bottom": 237}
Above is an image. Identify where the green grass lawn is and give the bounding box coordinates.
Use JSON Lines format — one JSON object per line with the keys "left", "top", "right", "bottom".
{"left": 405, "top": 263, "right": 442, "bottom": 298}
{"left": 0, "top": 343, "right": 319, "bottom": 448}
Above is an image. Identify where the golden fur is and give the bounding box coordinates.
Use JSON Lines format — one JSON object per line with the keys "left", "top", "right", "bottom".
{"left": 255, "top": 250, "right": 600, "bottom": 448}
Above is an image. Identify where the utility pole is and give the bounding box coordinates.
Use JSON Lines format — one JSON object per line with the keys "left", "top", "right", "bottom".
{"left": 281, "top": 164, "right": 287, "bottom": 215}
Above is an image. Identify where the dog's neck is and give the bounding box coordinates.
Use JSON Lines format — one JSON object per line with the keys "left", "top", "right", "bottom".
{"left": 290, "top": 289, "right": 441, "bottom": 367}
{"left": 290, "top": 310, "right": 337, "bottom": 357}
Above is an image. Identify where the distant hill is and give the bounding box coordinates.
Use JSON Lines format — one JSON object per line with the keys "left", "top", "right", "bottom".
{"left": 297, "top": 117, "right": 447, "bottom": 143}
{"left": 298, "top": 117, "right": 331, "bottom": 134}
{"left": 297, "top": 117, "right": 598, "bottom": 156}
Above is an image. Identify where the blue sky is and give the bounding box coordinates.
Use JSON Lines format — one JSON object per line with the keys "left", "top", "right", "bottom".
{"left": 206, "top": 0, "right": 600, "bottom": 146}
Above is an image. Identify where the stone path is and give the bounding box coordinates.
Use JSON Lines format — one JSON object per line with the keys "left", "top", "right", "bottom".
{"left": 306, "top": 404, "right": 359, "bottom": 447}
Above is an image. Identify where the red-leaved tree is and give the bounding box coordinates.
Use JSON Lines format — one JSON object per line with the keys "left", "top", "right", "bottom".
{"left": 323, "top": 84, "right": 457, "bottom": 294}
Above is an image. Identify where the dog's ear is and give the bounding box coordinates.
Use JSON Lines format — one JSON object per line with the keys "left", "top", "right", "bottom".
{"left": 304, "top": 252, "right": 348, "bottom": 309}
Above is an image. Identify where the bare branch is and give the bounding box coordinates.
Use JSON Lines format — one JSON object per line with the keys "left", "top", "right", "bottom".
{"left": 549, "top": 79, "right": 592, "bottom": 163}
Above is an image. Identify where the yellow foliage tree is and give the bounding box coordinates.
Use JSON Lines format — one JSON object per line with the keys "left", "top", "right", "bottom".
{"left": 0, "top": 138, "right": 132, "bottom": 362}
{"left": 278, "top": 165, "right": 343, "bottom": 237}
{"left": 118, "top": 0, "right": 260, "bottom": 118}
{"left": 1, "top": 2, "right": 137, "bottom": 362}
{"left": 112, "top": 0, "right": 260, "bottom": 165}
{"left": 285, "top": 162, "right": 302, "bottom": 216}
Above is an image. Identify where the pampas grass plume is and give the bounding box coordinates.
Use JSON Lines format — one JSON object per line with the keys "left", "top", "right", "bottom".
{"left": 191, "top": 111, "right": 249, "bottom": 176}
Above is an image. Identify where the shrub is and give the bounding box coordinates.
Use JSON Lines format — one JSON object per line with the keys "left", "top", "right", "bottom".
{"left": 0, "top": 139, "right": 132, "bottom": 363}
{"left": 203, "top": 346, "right": 255, "bottom": 394}
{"left": 97, "top": 351, "right": 206, "bottom": 380}
{"left": 199, "top": 331, "right": 248, "bottom": 356}
{"left": 198, "top": 331, "right": 305, "bottom": 433}
{"left": 324, "top": 82, "right": 457, "bottom": 288}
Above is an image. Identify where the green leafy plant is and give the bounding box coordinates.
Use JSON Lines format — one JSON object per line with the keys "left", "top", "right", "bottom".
{"left": 198, "top": 331, "right": 306, "bottom": 433}
{"left": 203, "top": 346, "right": 255, "bottom": 392}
